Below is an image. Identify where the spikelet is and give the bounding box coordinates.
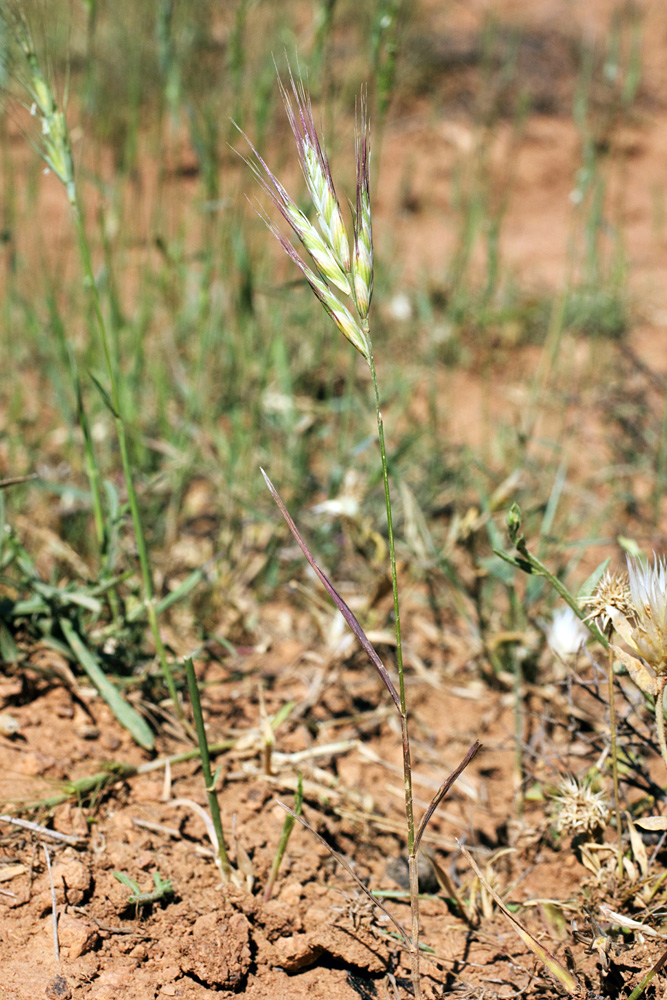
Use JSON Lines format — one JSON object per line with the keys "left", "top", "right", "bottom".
{"left": 12, "top": 13, "right": 75, "bottom": 201}
{"left": 238, "top": 64, "right": 374, "bottom": 363}
{"left": 278, "top": 69, "right": 351, "bottom": 277}
{"left": 237, "top": 129, "right": 351, "bottom": 295}
{"left": 262, "top": 212, "right": 368, "bottom": 359}
{"left": 352, "top": 89, "right": 373, "bottom": 320}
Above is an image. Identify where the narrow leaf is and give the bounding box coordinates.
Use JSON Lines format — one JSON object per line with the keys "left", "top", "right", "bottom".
{"left": 261, "top": 469, "right": 401, "bottom": 712}
{"left": 627, "top": 945, "right": 667, "bottom": 1000}
{"left": 576, "top": 558, "right": 610, "bottom": 602}
{"left": 61, "top": 619, "right": 154, "bottom": 750}
{"left": 0, "top": 620, "right": 20, "bottom": 663}
{"left": 278, "top": 801, "right": 410, "bottom": 947}
{"left": 0, "top": 474, "right": 38, "bottom": 490}
{"left": 415, "top": 742, "right": 481, "bottom": 851}
{"left": 460, "top": 844, "right": 581, "bottom": 995}
{"left": 113, "top": 871, "right": 140, "bottom": 894}
{"left": 493, "top": 548, "right": 533, "bottom": 573}
{"left": 89, "top": 372, "right": 119, "bottom": 418}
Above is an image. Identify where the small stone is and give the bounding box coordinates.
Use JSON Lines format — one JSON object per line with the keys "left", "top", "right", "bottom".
{"left": 57, "top": 912, "right": 98, "bottom": 959}
{"left": 46, "top": 975, "right": 71, "bottom": 1000}
{"left": 76, "top": 725, "right": 100, "bottom": 740}
{"left": 35, "top": 857, "right": 92, "bottom": 913}
{"left": 0, "top": 713, "right": 20, "bottom": 735}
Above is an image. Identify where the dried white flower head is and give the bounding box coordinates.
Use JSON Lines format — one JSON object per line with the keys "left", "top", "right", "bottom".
{"left": 626, "top": 555, "right": 667, "bottom": 674}
{"left": 311, "top": 469, "right": 363, "bottom": 520}
{"left": 601, "top": 555, "right": 667, "bottom": 778}
{"left": 547, "top": 606, "right": 588, "bottom": 660}
{"left": 553, "top": 777, "right": 610, "bottom": 839}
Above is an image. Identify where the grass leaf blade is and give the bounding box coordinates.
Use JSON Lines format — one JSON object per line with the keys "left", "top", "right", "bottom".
{"left": 261, "top": 469, "right": 401, "bottom": 712}
{"left": 415, "top": 742, "right": 481, "bottom": 851}
{"left": 459, "top": 843, "right": 581, "bottom": 995}
{"left": 60, "top": 618, "right": 154, "bottom": 750}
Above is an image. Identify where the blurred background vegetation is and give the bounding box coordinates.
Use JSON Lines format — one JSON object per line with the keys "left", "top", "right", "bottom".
{"left": 0, "top": 0, "right": 663, "bottom": 719}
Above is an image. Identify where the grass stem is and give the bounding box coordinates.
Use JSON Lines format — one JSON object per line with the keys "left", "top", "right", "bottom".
{"left": 365, "top": 319, "right": 420, "bottom": 998}
{"left": 70, "top": 203, "right": 184, "bottom": 722}
{"left": 184, "top": 657, "right": 232, "bottom": 881}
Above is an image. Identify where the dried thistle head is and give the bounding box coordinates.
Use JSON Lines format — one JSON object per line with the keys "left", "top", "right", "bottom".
{"left": 582, "top": 569, "right": 634, "bottom": 634}
{"left": 237, "top": 63, "right": 373, "bottom": 363}
{"left": 595, "top": 554, "right": 667, "bottom": 782}
{"left": 552, "top": 777, "right": 610, "bottom": 840}
{"left": 590, "top": 554, "right": 667, "bottom": 702}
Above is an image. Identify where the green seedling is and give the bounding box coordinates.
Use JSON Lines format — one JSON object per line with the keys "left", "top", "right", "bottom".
{"left": 5, "top": 8, "right": 184, "bottom": 735}
{"left": 263, "top": 772, "right": 303, "bottom": 903}
{"left": 243, "top": 68, "right": 482, "bottom": 997}
{"left": 184, "top": 656, "right": 232, "bottom": 882}
{"left": 113, "top": 870, "right": 174, "bottom": 908}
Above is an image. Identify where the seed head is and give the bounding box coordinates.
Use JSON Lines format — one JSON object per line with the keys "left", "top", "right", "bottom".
{"left": 553, "top": 777, "right": 610, "bottom": 839}
{"left": 238, "top": 66, "right": 374, "bottom": 363}
{"left": 11, "top": 13, "right": 75, "bottom": 198}
{"left": 237, "top": 130, "right": 351, "bottom": 295}
{"left": 278, "top": 69, "right": 351, "bottom": 276}
{"left": 262, "top": 213, "right": 369, "bottom": 359}
{"left": 352, "top": 90, "right": 373, "bottom": 319}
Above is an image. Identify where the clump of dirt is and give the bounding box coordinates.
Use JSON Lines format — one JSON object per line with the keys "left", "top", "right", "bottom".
{"left": 1, "top": 642, "right": 665, "bottom": 999}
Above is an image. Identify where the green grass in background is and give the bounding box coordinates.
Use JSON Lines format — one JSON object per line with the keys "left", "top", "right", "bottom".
{"left": 0, "top": 0, "right": 660, "bottom": 731}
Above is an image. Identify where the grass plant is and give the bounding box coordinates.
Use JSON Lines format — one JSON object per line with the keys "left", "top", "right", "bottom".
{"left": 242, "top": 67, "right": 481, "bottom": 998}
{"left": 5, "top": 8, "right": 185, "bottom": 735}
{"left": 184, "top": 656, "right": 232, "bottom": 881}
{"left": 263, "top": 770, "right": 303, "bottom": 903}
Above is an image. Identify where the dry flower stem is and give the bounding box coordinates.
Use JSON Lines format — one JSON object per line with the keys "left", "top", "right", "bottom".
{"left": 42, "top": 842, "right": 60, "bottom": 963}
{"left": 606, "top": 645, "right": 623, "bottom": 877}
{"left": 656, "top": 675, "right": 667, "bottom": 776}
{"left": 0, "top": 815, "right": 85, "bottom": 847}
